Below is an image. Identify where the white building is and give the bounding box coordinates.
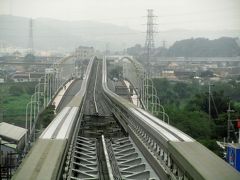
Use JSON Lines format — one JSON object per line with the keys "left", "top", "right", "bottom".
{"left": 75, "top": 46, "right": 94, "bottom": 60}
{"left": 11, "top": 72, "right": 44, "bottom": 82}
{"left": 161, "top": 70, "right": 176, "bottom": 79}
{"left": 0, "top": 122, "right": 27, "bottom": 154}
{"left": 0, "top": 122, "right": 27, "bottom": 170}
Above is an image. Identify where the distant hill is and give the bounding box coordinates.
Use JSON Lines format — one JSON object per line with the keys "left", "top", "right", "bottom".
{"left": 0, "top": 15, "right": 240, "bottom": 51}
{"left": 168, "top": 37, "right": 240, "bottom": 57}
{"left": 0, "top": 15, "right": 143, "bottom": 51}
{"left": 127, "top": 37, "right": 240, "bottom": 58}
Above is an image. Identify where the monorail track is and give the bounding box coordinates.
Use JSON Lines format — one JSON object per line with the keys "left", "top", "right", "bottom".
{"left": 64, "top": 59, "right": 126, "bottom": 179}
{"left": 63, "top": 58, "right": 158, "bottom": 180}
{"left": 13, "top": 57, "right": 240, "bottom": 180}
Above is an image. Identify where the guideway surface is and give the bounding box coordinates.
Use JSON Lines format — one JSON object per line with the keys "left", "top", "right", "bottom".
{"left": 66, "top": 59, "right": 125, "bottom": 179}
{"left": 57, "top": 79, "right": 83, "bottom": 112}
{"left": 65, "top": 59, "right": 158, "bottom": 180}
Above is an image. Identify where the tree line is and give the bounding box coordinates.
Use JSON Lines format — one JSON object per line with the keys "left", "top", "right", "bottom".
{"left": 152, "top": 78, "right": 240, "bottom": 156}
{"left": 127, "top": 37, "right": 240, "bottom": 58}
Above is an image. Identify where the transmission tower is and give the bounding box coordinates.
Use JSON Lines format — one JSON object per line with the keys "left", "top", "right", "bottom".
{"left": 29, "top": 18, "right": 34, "bottom": 55}
{"left": 144, "top": 9, "right": 157, "bottom": 73}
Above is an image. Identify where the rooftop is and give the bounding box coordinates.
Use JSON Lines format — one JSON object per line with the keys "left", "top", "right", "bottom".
{"left": 1, "top": 139, "right": 17, "bottom": 149}
{"left": 0, "top": 122, "right": 27, "bottom": 142}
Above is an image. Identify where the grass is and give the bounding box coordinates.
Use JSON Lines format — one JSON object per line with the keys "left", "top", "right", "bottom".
{"left": 3, "top": 94, "right": 31, "bottom": 127}
{"left": 0, "top": 83, "right": 33, "bottom": 127}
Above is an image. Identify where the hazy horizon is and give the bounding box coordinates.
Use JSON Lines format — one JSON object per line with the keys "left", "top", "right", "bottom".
{"left": 0, "top": 0, "right": 239, "bottom": 31}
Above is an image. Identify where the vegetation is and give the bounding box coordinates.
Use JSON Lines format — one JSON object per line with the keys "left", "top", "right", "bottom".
{"left": 127, "top": 37, "right": 240, "bottom": 57}
{"left": 0, "top": 81, "right": 56, "bottom": 130}
{"left": 108, "top": 64, "right": 123, "bottom": 80}
{"left": 38, "top": 105, "right": 55, "bottom": 128}
{"left": 168, "top": 37, "right": 240, "bottom": 57}
{"left": 0, "top": 82, "right": 37, "bottom": 127}
{"left": 24, "top": 53, "right": 36, "bottom": 62}
{"left": 152, "top": 78, "right": 240, "bottom": 155}
{"left": 126, "top": 44, "right": 144, "bottom": 56}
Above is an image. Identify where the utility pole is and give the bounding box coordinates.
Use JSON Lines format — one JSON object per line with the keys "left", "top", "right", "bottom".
{"left": 208, "top": 82, "right": 215, "bottom": 121}
{"left": 237, "top": 119, "right": 240, "bottom": 143}
{"left": 227, "top": 102, "right": 234, "bottom": 143}
{"left": 208, "top": 82, "right": 211, "bottom": 121}
{"left": 144, "top": 9, "right": 156, "bottom": 74}
{"left": 105, "top": 43, "right": 109, "bottom": 55}
{"left": 29, "top": 18, "right": 34, "bottom": 55}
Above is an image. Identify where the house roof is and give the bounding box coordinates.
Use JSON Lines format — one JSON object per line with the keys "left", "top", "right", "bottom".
{"left": 0, "top": 122, "right": 27, "bottom": 142}
{"left": 1, "top": 139, "right": 17, "bottom": 149}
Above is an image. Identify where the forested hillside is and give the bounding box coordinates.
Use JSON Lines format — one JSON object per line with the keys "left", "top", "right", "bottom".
{"left": 168, "top": 37, "right": 240, "bottom": 57}
{"left": 127, "top": 37, "right": 240, "bottom": 57}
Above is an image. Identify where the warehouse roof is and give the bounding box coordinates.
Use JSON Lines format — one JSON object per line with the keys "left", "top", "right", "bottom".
{"left": 0, "top": 122, "right": 27, "bottom": 141}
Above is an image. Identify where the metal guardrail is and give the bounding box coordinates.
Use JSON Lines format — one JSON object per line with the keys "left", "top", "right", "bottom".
{"left": 102, "top": 56, "right": 240, "bottom": 180}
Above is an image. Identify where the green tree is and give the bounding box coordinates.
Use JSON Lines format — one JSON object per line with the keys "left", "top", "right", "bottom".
{"left": 186, "top": 91, "right": 228, "bottom": 119}
{"left": 173, "top": 82, "right": 192, "bottom": 99}
{"left": 23, "top": 82, "right": 37, "bottom": 95}
{"left": 24, "top": 53, "right": 35, "bottom": 62}
{"left": 9, "top": 85, "right": 24, "bottom": 96}
{"left": 38, "top": 105, "right": 55, "bottom": 128}
{"left": 127, "top": 44, "right": 143, "bottom": 56}
{"left": 198, "top": 139, "right": 224, "bottom": 157}
{"left": 164, "top": 107, "right": 213, "bottom": 139}
{"left": 109, "top": 66, "right": 123, "bottom": 79}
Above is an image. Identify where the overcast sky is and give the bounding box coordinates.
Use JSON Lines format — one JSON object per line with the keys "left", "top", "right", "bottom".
{"left": 0, "top": 0, "right": 239, "bottom": 31}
